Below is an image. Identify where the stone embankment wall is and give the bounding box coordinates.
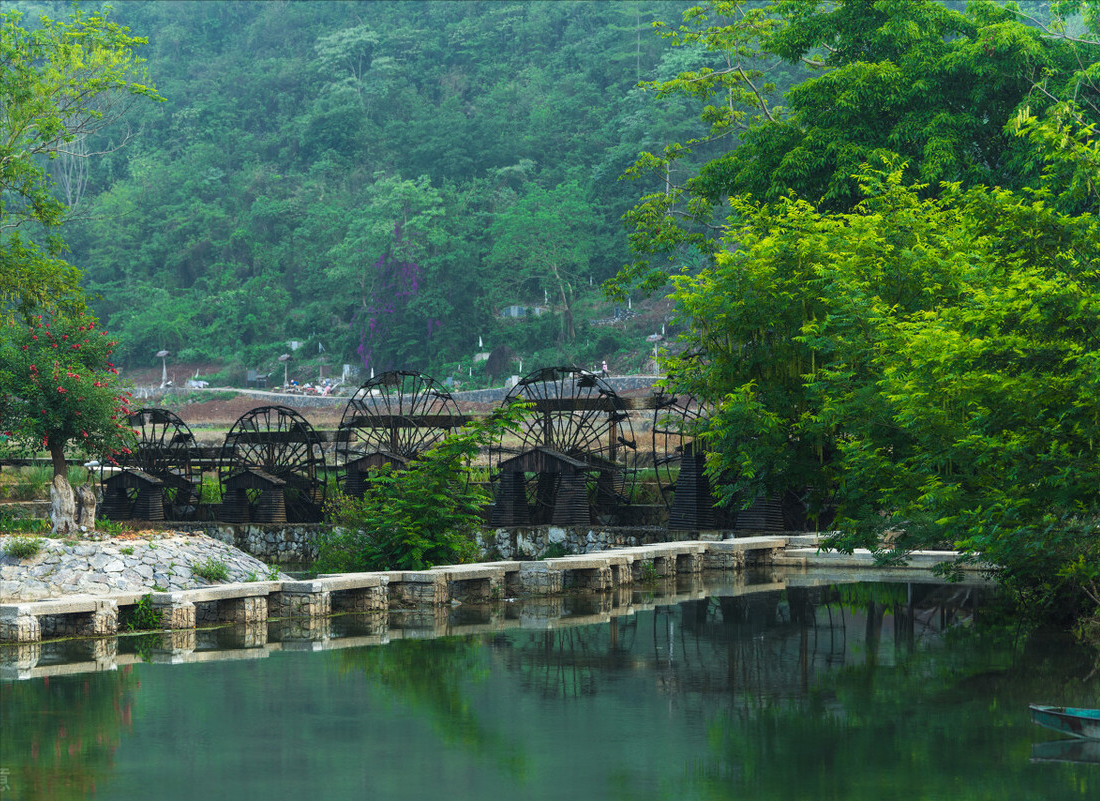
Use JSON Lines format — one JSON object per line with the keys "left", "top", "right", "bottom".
{"left": 171, "top": 523, "right": 323, "bottom": 563}
{"left": 166, "top": 522, "right": 737, "bottom": 564}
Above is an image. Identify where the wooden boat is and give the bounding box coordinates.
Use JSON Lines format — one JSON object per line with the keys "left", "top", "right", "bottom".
{"left": 1029, "top": 705, "right": 1100, "bottom": 740}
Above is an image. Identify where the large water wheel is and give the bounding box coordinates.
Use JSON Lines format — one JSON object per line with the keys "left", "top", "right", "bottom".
{"left": 218, "top": 405, "right": 327, "bottom": 523}
{"left": 490, "top": 366, "right": 636, "bottom": 525}
{"left": 335, "top": 370, "right": 466, "bottom": 495}
{"left": 653, "top": 390, "right": 789, "bottom": 530}
{"left": 100, "top": 408, "right": 200, "bottom": 520}
{"left": 651, "top": 391, "right": 724, "bottom": 530}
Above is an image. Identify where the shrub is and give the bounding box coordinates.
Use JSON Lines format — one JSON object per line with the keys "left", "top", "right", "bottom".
{"left": 125, "top": 594, "right": 163, "bottom": 631}
{"left": 6, "top": 466, "right": 52, "bottom": 501}
{"left": 318, "top": 401, "right": 528, "bottom": 572}
{"left": 191, "top": 557, "right": 229, "bottom": 582}
{"left": 0, "top": 509, "right": 50, "bottom": 534}
{"left": 2, "top": 536, "right": 43, "bottom": 559}
{"left": 198, "top": 476, "right": 223, "bottom": 504}
{"left": 98, "top": 517, "right": 131, "bottom": 536}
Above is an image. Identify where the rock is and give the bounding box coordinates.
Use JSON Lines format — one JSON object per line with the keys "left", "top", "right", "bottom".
{"left": 75, "top": 484, "right": 97, "bottom": 529}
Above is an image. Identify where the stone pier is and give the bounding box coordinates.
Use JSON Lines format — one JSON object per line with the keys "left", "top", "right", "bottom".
{"left": 1, "top": 536, "right": 987, "bottom": 645}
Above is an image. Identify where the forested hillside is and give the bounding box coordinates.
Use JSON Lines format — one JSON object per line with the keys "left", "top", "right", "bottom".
{"left": 16, "top": 0, "right": 711, "bottom": 380}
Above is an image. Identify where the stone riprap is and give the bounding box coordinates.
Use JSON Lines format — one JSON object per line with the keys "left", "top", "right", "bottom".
{"left": 0, "top": 533, "right": 285, "bottom": 602}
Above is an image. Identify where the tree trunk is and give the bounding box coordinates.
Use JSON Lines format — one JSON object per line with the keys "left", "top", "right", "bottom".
{"left": 50, "top": 474, "right": 77, "bottom": 535}
{"left": 48, "top": 439, "right": 77, "bottom": 535}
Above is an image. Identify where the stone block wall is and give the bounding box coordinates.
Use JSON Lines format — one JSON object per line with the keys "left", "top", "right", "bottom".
{"left": 167, "top": 522, "right": 749, "bottom": 568}
{"left": 172, "top": 523, "right": 321, "bottom": 564}
{"left": 479, "top": 525, "right": 720, "bottom": 561}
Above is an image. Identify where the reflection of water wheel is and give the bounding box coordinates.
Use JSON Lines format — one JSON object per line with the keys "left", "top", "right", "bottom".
{"left": 336, "top": 371, "right": 465, "bottom": 494}
{"left": 105, "top": 408, "right": 200, "bottom": 519}
{"left": 491, "top": 366, "right": 636, "bottom": 524}
{"left": 219, "top": 405, "right": 327, "bottom": 522}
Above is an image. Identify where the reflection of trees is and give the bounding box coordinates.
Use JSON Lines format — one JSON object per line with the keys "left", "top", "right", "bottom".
{"left": 0, "top": 666, "right": 139, "bottom": 801}
{"left": 489, "top": 579, "right": 1095, "bottom": 798}
{"left": 688, "top": 587, "right": 1099, "bottom": 800}
{"left": 495, "top": 581, "right": 995, "bottom": 705}
{"left": 336, "top": 636, "right": 526, "bottom": 776}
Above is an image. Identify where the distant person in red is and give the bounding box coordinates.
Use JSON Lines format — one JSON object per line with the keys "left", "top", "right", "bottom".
{"left": 601, "top": 360, "right": 609, "bottom": 377}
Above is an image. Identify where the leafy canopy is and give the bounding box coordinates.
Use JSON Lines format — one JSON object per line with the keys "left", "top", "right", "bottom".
{"left": 0, "top": 311, "right": 135, "bottom": 471}
{"left": 1, "top": 6, "right": 161, "bottom": 321}
{"left": 615, "top": 0, "right": 1100, "bottom": 296}
{"left": 670, "top": 154, "right": 1100, "bottom": 612}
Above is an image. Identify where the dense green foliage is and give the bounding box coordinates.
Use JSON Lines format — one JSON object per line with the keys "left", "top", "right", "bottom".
{"left": 616, "top": 0, "right": 1099, "bottom": 295}
{"left": 647, "top": 1, "right": 1100, "bottom": 619}
{"left": 670, "top": 163, "right": 1100, "bottom": 604}
{"left": 1, "top": 5, "right": 160, "bottom": 321}
{"left": 317, "top": 401, "right": 528, "bottom": 572}
{"left": 7, "top": 0, "right": 712, "bottom": 377}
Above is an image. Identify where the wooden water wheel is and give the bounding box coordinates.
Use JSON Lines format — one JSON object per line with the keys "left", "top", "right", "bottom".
{"left": 219, "top": 405, "right": 327, "bottom": 523}
{"left": 490, "top": 366, "right": 636, "bottom": 525}
{"left": 335, "top": 370, "right": 466, "bottom": 495}
{"left": 651, "top": 391, "right": 723, "bottom": 530}
{"left": 101, "top": 408, "right": 200, "bottom": 520}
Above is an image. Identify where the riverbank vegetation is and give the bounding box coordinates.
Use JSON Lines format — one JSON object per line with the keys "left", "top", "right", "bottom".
{"left": 625, "top": 1, "right": 1100, "bottom": 632}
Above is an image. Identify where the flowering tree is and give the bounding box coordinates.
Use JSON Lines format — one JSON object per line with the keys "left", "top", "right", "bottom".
{"left": 0, "top": 312, "right": 134, "bottom": 532}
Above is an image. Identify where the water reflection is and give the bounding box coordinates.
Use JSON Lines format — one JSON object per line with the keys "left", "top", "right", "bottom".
{"left": 2, "top": 571, "right": 1097, "bottom": 800}
{"left": 0, "top": 665, "right": 138, "bottom": 801}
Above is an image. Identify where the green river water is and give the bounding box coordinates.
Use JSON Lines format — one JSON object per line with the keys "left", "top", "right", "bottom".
{"left": 2, "top": 571, "right": 1098, "bottom": 801}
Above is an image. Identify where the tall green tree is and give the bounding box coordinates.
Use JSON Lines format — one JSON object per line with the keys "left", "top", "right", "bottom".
{"left": 1, "top": 6, "right": 155, "bottom": 531}
{"left": 0, "top": 6, "right": 160, "bottom": 320}
{"left": 489, "top": 181, "right": 597, "bottom": 342}
{"left": 616, "top": 0, "right": 1099, "bottom": 296}
{"left": 671, "top": 153, "right": 1100, "bottom": 613}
